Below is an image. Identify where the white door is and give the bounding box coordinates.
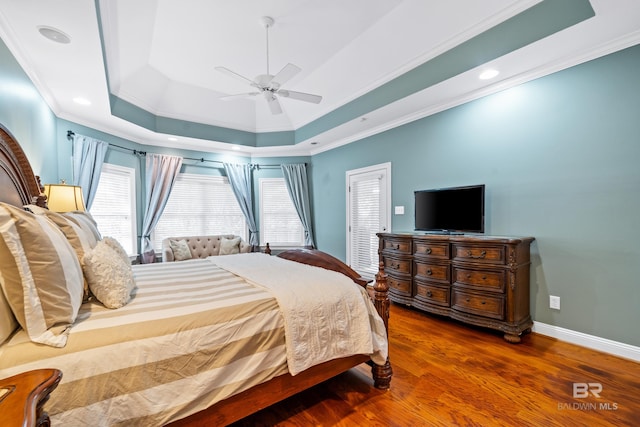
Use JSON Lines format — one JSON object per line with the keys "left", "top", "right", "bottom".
{"left": 346, "top": 163, "right": 391, "bottom": 280}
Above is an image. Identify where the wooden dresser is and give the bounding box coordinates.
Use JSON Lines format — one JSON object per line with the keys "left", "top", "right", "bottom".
{"left": 378, "top": 233, "right": 534, "bottom": 342}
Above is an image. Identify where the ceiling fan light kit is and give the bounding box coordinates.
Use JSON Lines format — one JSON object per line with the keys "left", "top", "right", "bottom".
{"left": 216, "top": 16, "right": 322, "bottom": 115}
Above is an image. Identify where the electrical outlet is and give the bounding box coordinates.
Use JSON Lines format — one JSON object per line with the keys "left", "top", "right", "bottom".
{"left": 394, "top": 205, "right": 405, "bottom": 215}
{"left": 549, "top": 295, "right": 561, "bottom": 310}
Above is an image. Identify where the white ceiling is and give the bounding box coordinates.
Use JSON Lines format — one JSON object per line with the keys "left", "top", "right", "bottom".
{"left": 0, "top": 0, "right": 639, "bottom": 157}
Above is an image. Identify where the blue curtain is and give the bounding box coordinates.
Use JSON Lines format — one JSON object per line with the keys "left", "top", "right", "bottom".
{"left": 72, "top": 134, "right": 109, "bottom": 210}
{"left": 140, "top": 154, "right": 183, "bottom": 263}
{"left": 281, "top": 163, "right": 315, "bottom": 248}
{"left": 223, "top": 163, "right": 259, "bottom": 247}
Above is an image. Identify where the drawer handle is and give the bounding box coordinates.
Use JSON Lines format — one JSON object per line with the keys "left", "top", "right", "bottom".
{"left": 425, "top": 248, "right": 432, "bottom": 254}
{"left": 426, "top": 290, "right": 433, "bottom": 297}
{"left": 426, "top": 269, "right": 432, "bottom": 276}
{"left": 391, "top": 263, "right": 400, "bottom": 269}
{"left": 395, "top": 244, "right": 400, "bottom": 250}
{"left": 466, "top": 250, "right": 487, "bottom": 259}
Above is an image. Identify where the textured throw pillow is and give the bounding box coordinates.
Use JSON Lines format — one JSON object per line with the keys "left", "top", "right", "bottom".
{"left": 219, "top": 236, "right": 241, "bottom": 255}
{"left": 0, "top": 203, "right": 84, "bottom": 347}
{"left": 83, "top": 240, "right": 135, "bottom": 309}
{"left": 170, "top": 239, "right": 192, "bottom": 261}
{"left": 62, "top": 211, "right": 102, "bottom": 247}
{"left": 103, "top": 236, "right": 131, "bottom": 266}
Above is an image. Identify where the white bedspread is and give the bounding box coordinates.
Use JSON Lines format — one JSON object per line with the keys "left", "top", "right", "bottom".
{"left": 211, "top": 253, "right": 388, "bottom": 375}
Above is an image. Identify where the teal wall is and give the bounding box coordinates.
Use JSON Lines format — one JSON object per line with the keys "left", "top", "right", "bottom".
{"left": 0, "top": 39, "right": 57, "bottom": 181}
{"left": 311, "top": 44, "right": 640, "bottom": 347}
{"left": 2, "top": 33, "right": 639, "bottom": 347}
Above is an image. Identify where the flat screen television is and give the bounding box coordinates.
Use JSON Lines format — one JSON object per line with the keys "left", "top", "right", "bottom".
{"left": 414, "top": 184, "right": 485, "bottom": 234}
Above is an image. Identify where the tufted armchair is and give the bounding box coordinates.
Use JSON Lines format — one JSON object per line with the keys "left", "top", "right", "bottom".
{"left": 161, "top": 234, "right": 253, "bottom": 262}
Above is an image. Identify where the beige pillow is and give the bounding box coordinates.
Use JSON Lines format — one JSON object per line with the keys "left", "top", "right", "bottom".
{"left": 103, "top": 236, "right": 131, "bottom": 265}
{"left": 0, "top": 285, "right": 18, "bottom": 345}
{"left": 0, "top": 203, "right": 84, "bottom": 347}
{"left": 62, "top": 211, "right": 101, "bottom": 246}
{"left": 83, "top": 240, "right": 135, "bottom": 309}
{"left": 170, "top": 239, "right": 192, "bottom": 261}
{"left": 219, "top": 236, "right": 241, "bottom": 255}
{"left": 26, "top": 204, "right": 95, "bottom": 301}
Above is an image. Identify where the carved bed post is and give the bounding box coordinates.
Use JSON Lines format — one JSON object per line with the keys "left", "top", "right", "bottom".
{"left": 371, "top": 261, "right": 392, "bottom": 389}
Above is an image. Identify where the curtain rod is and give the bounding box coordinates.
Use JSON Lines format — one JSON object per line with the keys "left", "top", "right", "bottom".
{"left": 67, "top": 131, "right": 302, "bottom": 169}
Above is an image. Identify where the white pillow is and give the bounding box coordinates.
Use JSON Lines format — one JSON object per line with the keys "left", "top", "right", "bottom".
{"left": 0, "top": 203, "right": 84, "bottom": 347}
{"left": 219, "top": 236, "right": 241, "bottom": 255}
{"left": 103, "top": 236, "right": 131, "bottom": 265}
{"left": 170, "top": 239, "right": 192, "bottom": 261}
{"left": 83, "top": 240, "right": 135, "bottom": 309}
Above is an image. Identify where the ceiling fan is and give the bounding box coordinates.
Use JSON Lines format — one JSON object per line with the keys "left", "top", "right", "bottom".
{"left": 215, "top": 16, "right": 322, "bottom": 115}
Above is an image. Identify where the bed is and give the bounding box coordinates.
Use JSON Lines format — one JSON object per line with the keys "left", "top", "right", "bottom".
{"left": 0, "top": 123, "right": 392, "bottom": 426}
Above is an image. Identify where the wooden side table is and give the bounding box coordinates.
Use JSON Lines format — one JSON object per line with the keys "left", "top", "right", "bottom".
{"left": 0, "top": 369, "right": 62, "bottom": 427}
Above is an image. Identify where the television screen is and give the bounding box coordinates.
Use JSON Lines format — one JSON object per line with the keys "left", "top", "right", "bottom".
{"left": 414, "top": 184, "right": 485, "bottom": 233}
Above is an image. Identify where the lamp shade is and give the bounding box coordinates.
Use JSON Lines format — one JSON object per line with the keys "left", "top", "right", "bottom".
{"left": 43, "top": 184, "right": 86, "bottom": 212}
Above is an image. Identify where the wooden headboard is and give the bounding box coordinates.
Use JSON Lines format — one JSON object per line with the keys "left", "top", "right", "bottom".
{"left": 0, "top": 124, "right": 46, "bottom": 208}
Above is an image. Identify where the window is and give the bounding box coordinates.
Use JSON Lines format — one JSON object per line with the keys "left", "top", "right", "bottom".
{"left": 260, "top": 178, "right": 304, "bottom": 247}
{"left": 90, "top": 163, "right": 137, "bottom": 255}
{"left": 346, "top": 163, "right": 391, "bottom": 279}
{"left": 152, "top": 174, "right": 246, "bottom": 249}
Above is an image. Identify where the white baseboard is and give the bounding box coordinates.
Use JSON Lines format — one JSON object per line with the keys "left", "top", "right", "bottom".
{"left": 532, "top": 322, "right": 640, "bottom": 362}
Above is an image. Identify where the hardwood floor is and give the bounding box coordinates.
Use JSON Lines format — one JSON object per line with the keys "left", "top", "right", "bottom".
{"left": 232, "top": 303, "right": 640, "bottom": 426}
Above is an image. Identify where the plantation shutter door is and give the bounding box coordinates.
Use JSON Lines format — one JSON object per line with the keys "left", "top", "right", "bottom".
{"left": 348, "top": 170, "right": 388, "bottom": 279}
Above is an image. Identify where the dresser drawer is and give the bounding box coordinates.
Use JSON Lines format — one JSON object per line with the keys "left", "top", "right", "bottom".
{"left": 388, "top": 276, "right": 412, "bottom": 296}
{"left": 452, "top": 244, "right": 505, "bottom": 265}
{"left": 415, "top": 282, "right": 449, "bottom": 307}
{"left": 414, "top": 261, "right": 449, "bottom": 284}
{"left": 453, "top": 267, "right": 505, "bottom": 293}
{"left": 452, "top": 289, "right": 504, "bottom": 320}
{"left": 383, "top": 256, "right": 411, "bottom": 275}
{"left": 382, "top": 238, "right": 411, "bottom": 254}
{"left": 413, "top": 241, "right": 449, "bottom": 260}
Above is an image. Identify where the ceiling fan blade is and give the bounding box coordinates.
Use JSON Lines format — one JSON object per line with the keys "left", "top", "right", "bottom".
{"left": 265, "top": 93, "right": 283, "bottom": 115}
{"left": 269, "top": 63, "right": 301, "bottom": 88}
{"left": 219, "top": 92, "right": 260, "bottom": 101}
{"left": 277, "top": 89, "right": 322, "bottom": 104}
{"left": 215, "top": 66, "right": 256, "bottom": 86}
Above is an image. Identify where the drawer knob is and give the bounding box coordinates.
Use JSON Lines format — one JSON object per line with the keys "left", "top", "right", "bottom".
{"left": 482, "top": 275, "right": 487, "bottom": 280}
{"left": 466, "top": 298, "right": 471, "bottom": 302}
{"left": 426, "top": 269, "right": 432, "bottom": 276}
{"left": 466, "top": 274, "right": 471, "bottom": 279}
{"left": 425, "top": 248, "right": 432, "bottom": 254}
{"left": 426, "top": 290, "right": 433, "bottom": 297}
{"left": 481, "top": 301, "right": 486, "bottom": 305}
{"left": 466, "top": 250, "right": 487, "bottom": 259}
{"left": 395, "top": 244, "right": 400, "bottom": 249}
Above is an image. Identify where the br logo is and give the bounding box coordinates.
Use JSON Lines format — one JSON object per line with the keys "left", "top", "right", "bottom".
{"left": 573, "top": 382, "right": 602, "bottom": 398}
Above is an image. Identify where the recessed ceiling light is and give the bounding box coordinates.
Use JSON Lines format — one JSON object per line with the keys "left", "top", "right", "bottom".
{"left": 479, "top": 69, "right": 500, "bottom": 80}
{"left": 167, "top": 137, "right": 178, "bottom": 142}
{"left": 37, "top": 26, "right": 71, "bottom": 44}
{"left": 231, "top": 145, "right": 242, "bottom": 151}
{"left": 72, "top": 97, "right": 91, "bottom": 106}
